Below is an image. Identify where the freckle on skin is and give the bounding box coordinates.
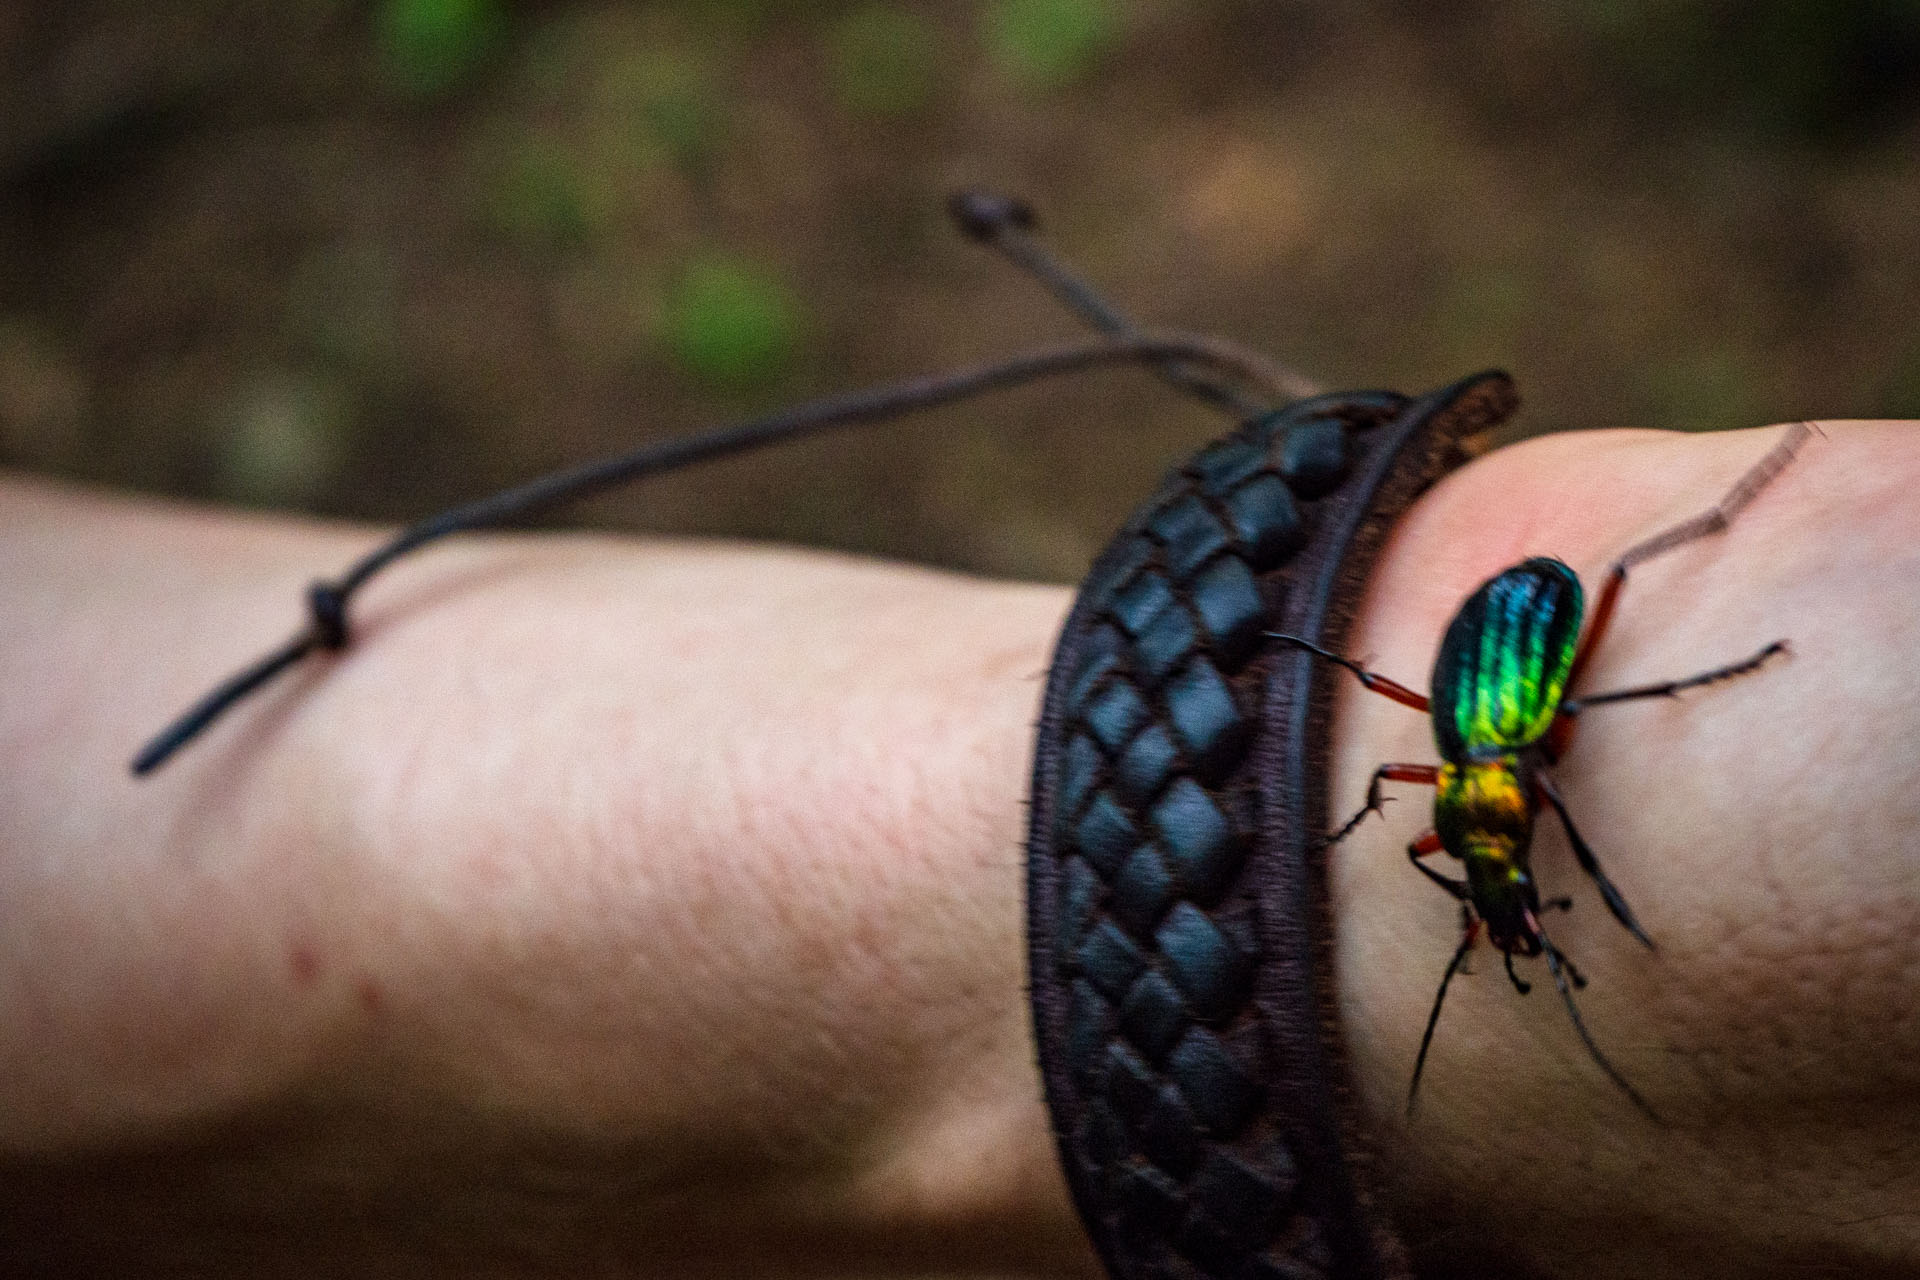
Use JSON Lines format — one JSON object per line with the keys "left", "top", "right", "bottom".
{"left": 290, "top": 944, "right": 320, "bottom": 985}
{"left": 357, "top": 978, "right": 382, "bottom": 1013}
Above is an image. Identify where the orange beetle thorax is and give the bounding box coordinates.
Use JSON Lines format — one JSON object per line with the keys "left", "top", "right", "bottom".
{"left": 1434, "top": 760, "right": 1533, "bottom": 852}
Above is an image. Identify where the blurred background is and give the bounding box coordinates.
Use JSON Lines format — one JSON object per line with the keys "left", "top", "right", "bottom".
{"left": 3, "top": 0, "right": 1918, "bottom": 582}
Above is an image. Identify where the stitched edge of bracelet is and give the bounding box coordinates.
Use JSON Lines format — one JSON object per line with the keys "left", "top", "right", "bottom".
{"left": 1027, "top": 371, "right": 1519, "bottom": 1280}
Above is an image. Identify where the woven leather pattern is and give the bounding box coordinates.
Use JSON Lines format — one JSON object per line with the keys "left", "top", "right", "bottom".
{"left": 1043, "top": 390, "right": 1408, "bottom": 1279}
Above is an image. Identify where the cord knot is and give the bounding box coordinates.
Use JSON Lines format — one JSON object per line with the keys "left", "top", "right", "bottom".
{"left": 307, "top": 580, "right": 349, "bottom": 650}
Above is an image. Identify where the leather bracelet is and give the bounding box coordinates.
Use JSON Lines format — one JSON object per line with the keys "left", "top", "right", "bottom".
{"left": 127, "top": 187, "right": 1516, "bottom": 1277}
{"left": 1026, "top": 371, "right": 1518, "bottom": 1280}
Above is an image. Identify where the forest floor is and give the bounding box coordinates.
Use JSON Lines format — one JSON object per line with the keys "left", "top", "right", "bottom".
{"left": 4, "top": 1, "right": 1917, "bottom": 580}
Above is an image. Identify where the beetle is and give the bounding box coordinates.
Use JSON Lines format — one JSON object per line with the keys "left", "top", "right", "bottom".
{"left": 1272, "top": 420, "right": 1810, "bottom": 1117}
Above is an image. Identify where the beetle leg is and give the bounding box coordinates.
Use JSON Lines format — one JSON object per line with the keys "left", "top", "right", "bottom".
{"left": 1566, "top": 421, "right": 1810, "bottom": 690}
{"left": 1408, "top": 914, "right": 1480, "bottom": 1117}
{"left": 1266, "top": 634, "right": 1431, "bottom": 713}
{"left": 1534, "top": 773, "right": 1655, "bottom": 950}
{"left": 1323, "top": 762, "right": 1440, "bottom": 847}
{"left": 1545, "top": 709, "right": 1577, "bottom": 761}
{"left": 1561, "top": 640, "right": 1788, "bottom": 712}
{"left": 1405, "top": 828, "right": 1467, "bottom": 899}
{"left": 1538, "top": 932, "right": 1662, "bottom": 1123}
{"left": 1567, "top": 562, "right": 1629, "bottom": 692}
{"left": 1503, "top": 949, "right": 1532, "bottom": 995}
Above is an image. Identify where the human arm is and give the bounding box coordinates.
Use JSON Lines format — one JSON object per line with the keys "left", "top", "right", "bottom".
{"left": 0, "top": 477, "right": 1093, "bottom": 1276}
{"left": 2, "top": 420, "right": 1916, "bottom": 1278}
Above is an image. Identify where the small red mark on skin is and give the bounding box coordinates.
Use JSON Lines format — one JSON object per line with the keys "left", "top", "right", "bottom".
{"left": 356, "top": 978, "right": 382, "bottom": 1014}
{"left": 290, "top": 944, "right": 320, "bottom": 986}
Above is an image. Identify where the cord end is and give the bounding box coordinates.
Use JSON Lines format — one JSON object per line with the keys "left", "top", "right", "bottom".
{"left": 126, "top": 628, "right": 324, "bottom": 778}
{"left": 946, "top": 189, "right": 1036, "bottom": 242}
{"left": 129, "top": 735, "right": 178, "bottom": 778}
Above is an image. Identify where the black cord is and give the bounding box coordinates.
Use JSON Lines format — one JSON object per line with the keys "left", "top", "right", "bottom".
{"left": 131, "top": 329, "right": 1303, "bottom": 777}
{"left": 947, "top": 189, "right": 1322, "bottom": 412}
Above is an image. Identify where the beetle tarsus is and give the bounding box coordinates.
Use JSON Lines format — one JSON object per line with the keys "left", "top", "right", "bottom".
{"left": 1504, "top": 950, "right": 1532, "bottom": 995}
{"left": 1564, "top": 638, "right": 1789, "bottom": 712}
{"left": 1321, "top": 789, "right": 1391, "bottom": 848}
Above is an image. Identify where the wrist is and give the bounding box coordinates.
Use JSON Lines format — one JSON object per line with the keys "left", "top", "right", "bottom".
{"left": 1329, "top": 424, "right": 1920, "bottom": 1278}
{"left": 5, "top": 484, "right": 1100, "bottom": 1271}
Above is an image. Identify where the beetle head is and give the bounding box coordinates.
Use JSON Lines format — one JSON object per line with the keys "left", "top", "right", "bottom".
{"left": 1466, "top": 850, "right": 1545, "bottom": 956}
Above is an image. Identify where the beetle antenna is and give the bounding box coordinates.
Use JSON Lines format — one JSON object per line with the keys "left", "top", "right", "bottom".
{"left": 130, "top": 331, "right": 1301, "bottom": 777}
{"left": 1409, "top": 917, "right": 1480, "bottom": 1117}
{"left": 947, "top": 188, "right": 1321, "bottom": 413}
{"left": 1538, "top": 933, "right": 1662, "bottom": 1123}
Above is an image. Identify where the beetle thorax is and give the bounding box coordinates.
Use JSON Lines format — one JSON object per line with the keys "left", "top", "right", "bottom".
{"left": 1436, "top": 758, "right": 1543, "bottom": 952}
{"left": 1434, "top": 759, "right": 1534, "bottom": 860}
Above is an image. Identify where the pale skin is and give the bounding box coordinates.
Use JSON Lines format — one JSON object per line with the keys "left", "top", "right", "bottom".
{"left": 1, "top": 421, "right": 1916, "bottom": 1278}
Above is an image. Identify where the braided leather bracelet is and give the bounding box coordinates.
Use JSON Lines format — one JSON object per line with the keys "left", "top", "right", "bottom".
{"left": 1027, "top": 372, "right": 1517, "bottom": 1280}
{"left": 129, "top": 191, "right": 1518, "bottom": 1279}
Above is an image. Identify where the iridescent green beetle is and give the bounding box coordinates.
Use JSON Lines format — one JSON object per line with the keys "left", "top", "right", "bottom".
{"left": 1274, "top": 423, "right": 1810, "bottom": 1117}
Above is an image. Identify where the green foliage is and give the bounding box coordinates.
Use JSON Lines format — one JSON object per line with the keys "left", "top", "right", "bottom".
{"left": 664, "top": 257, "right": 801, "bottom": 390}
{"left": 375, "top": 0, "right": 507, "bottom": 97}
{"left": 628, "top": 55, "right": 723, "bottom": 170}
{"left": 485, "top": 141, "right": 611, "bottom": 251}
{"left": 829, "top": 6, "right": 940, "bottom": 118}
{"left": 986, "top": 0, "right": 1119, "bottom": 90}
{"left": 517, "top": 14, "right": 723, "bottom": 175}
